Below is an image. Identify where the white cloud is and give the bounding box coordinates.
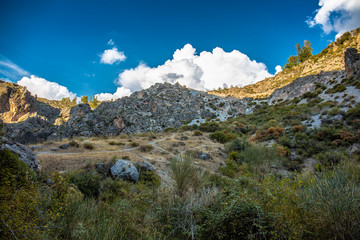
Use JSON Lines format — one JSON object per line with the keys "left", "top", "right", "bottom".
{"left": 108, "top": 39, "right": 115, "bottom": 46}
{"left": 100, "top": 47, "right": 126, "bottom": 65}
{"left": 275, "top": 65, "right": 282, "bottom": 74}
{"left": 116, "top": 44, "right": 272, "bottom": 92}
{"left": 95, "top": 87, "right": 131, "bottom": 101}
{"left": 0, "top": 55, "right": 30, "bottom": 81}
{"left": 307, "top": 0, "right": 360, "bottom": 38}
{"left": 18, "top": 75, "right": 76, "bottom": 100}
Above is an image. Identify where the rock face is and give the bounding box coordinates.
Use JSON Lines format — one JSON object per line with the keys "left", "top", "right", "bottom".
{"left": 56, "top": 82, "right": 247, "bottom": 138}
{"left": 268, "top": 70, "right": 345, "bottom": 103}
{"left": 110, "top": 159, "right": 139, "bottom": 182}
{"left": 345, "top": 48, "right": 360, "bottom": 79}
{"left": 0, "top": 136, "right": 41, "bottom": 172}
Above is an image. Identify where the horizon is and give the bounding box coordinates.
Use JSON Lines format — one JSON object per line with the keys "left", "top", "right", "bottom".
{"left": 1, "top": 0, "right": 359, "bottom": 101}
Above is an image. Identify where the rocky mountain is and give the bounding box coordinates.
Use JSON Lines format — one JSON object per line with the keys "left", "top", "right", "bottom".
{"left": 2, "top": 31, "right": 360, "bottom": 144}
{"left": 1, "top": 81, "right": 248, "bottom": 143}
{"left": 209, "top": 27, "right": 360, "bottom": 99}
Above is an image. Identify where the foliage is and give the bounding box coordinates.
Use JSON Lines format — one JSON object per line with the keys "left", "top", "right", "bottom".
{"left": 70, "top": 170, "right": 101, "bottom": 198}
{"left": 325, "top": 83, "right": 346, "bottom": 94}
{"left": 209, "top": 130, "right": 236, "bottom": 143}
{"left": 284, "top": 55, "right": 299, "bottom": 69}
{"left": 296, "top": 40, "right": 313, "bottom": 63}
{"left": 83, "top": 142, "right": 95, "bottom": 150}
{"left": 80, "top": 96, "right": 88, "bottom": 104}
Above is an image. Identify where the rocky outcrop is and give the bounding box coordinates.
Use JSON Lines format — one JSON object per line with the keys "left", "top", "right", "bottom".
{"left": 268, "top": 70, "right": 345, "bottom": 103}
{"left": 56, "top": 82, "right": 247, "bottom": 138}
{"left": 110, "top": 159, "right": 139, "bottom": 182}
{"left": 345, "top": 48, "right": 360, "bottom": 79}
{"left": 0, "top": 136, "right": 41, "bottom": 172}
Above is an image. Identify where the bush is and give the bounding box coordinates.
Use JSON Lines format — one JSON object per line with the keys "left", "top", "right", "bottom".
{"left": 255, "top": 127, "right": 284, "bottom": 141}
{"left": 138, "top": 171, "right": 161, "bottom": 188}
{"left": 139, "top": 144, "right": 154, "bottom": 152}
{"left": 164, "top": 127, "right": 177, "bottom": 133}
{"left": 301, "top": 164, "right": 360, "bottom": 239}
{"left": 108, "top": 141, "right": 124, "bottom": 146}
{"left": 130, "top": 142, "right": 139, "bottom": 147}
{"left": 69, "top": 140, "right": 80, "bottom": 148}
{"left": 325, "top": 83, "right": 346, "bottom": 94}
{"left": 198, "top": 122, "right": 220, "bottom": 132}
{"left": 170, "top": 154, "right": 207, "bottom": 196}
{"left": 193, "top": 130, "right": 203, "bottom": 136}
{"left": 209, "top": 130, "right": 236, "bottom": 143}
{"left": 83, "top": 142, "right": 95, "bottom": 150}
{"left": 70, "top": 170, "right": 101, "bottom": 198}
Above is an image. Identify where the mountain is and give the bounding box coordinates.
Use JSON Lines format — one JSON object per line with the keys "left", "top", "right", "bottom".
{"left": 209, "top": 27, "right": 360, "bottom": 99}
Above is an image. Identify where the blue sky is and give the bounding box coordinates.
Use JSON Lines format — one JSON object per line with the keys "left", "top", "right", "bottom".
{"left": 0, "top": 0, "right": 359, "bottom": 100}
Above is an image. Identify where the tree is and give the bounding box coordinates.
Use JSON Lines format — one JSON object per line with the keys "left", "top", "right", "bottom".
{"left": 284, "top": 55, "right": 299, "bottom": 69}
{"left": 297, "top": 40, "right": 313, "bottom": 63}
{"left": 81, "top": 96, "right": 88, "bottom": 104}
{"left": 72, "top": 97, "right": 77, "bottom": 104}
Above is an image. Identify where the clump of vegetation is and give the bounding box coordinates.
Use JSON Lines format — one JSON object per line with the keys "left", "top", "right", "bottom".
{"left": 108, "top": 141, "right": 124, "bottom": 146}
{"left": 130, "top": 142, "right": 139, "bottom": 147}
{"left": 139, "top": 144, "right": 154, "bottom": 152}
{"left": 209, "top": 130, "right": 236, "bottom": 143}
{"left": 83, "top": 142, "right": 95, "bottom": 150}
{"left": 325, "top": 83, "right": 346, "bottom": 94}
{"left": 69, "top": 140, "right": 80, "bottom": 147}
{"left": 193, "top": 130, "right": 203, "bottom": 136}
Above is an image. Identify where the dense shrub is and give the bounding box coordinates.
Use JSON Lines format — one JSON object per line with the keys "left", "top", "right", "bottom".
{"left": 193, "top": 130, "right": 203, "bottom": 136}
{"left": 255, "top": 127, "right": 284, "bottom": 141}
{"left": 83, "top": 142, "right": 95, "bottom": 150}
{"left": 70, "top": 170, "right": 101, "bottom": 198}
{"left": 325, "top": 83, "right": 346, "bottom": 94}
{"left": 209, "top": 130, "right": 236, "bottom": 143}
{"left": 139, "top": 144, "right": 154, "bottom": 152}
{"left": 198, "top": 122, "right": 220, "bottom": 132}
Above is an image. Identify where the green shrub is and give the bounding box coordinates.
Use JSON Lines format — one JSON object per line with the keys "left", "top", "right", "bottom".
{"left": 226, "top": 138, "right": 248, "bottom": 152}
{"left": 164, "top": 127, "right": 177, "bottom": 133}
{"left": 0, "top": 149, "right": 31, "bottom": 189}
{"left": 130, "top": 142, "right": 139, "bottom": 147}
{"left": 209, "top": 130, "right": 236, "bottom": 143}
{"left": 301, "top": 164, "right": 360, "bottom": 239}
{"left": 170, "top": 154, "right": 207, "bottom": 196}
{"left": 69, "top": 140, "right": 80, "bottom": 148}
{"left": 108, "top": 141, "right": 124, "bottom": 146}
{"left": 83, "top": 142, "right": 95, "bottom": 150}
{"left": 198, "top": 122, "right": 220, "bottom": 132}
{"left": 99, "top": 177, "right": 132, "bottom": 202}
{"left": 139, "top": 144, "right": 154, "bottom": 152}
{"left": 193, "top": 130, "right": 203, "bottom": 136}
{"left": 138, "top": 171, "right": 161, "bottom": 188}
{"left": 325, "top": 83, "right": 346, "bottom": 94}
{"left": 70, "top": 170, "right": 101, "bottom": 198}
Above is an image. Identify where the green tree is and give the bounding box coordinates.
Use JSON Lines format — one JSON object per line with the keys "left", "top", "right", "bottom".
{"left": 81, "top": 96, "right": 88, "bottom": 104}
{"left": 71, "top": 97, "right": 77, "bottom": 104}
{"left": 284, "top": 55, "right": 299, "bottom": 69}
{"left": 296, "top": 40, "right": 313, "bottom": 63}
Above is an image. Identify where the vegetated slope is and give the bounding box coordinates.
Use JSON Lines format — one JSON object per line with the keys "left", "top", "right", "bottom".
{"left": 209, "top": 27, "right": 360, "bottom": 99}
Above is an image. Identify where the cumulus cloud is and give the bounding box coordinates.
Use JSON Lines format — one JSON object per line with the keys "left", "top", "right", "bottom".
{"left": 95, "top": 87, "right": 131, "bottom": 101}
{"left": 18, "top": 75, "right": 76, "bottom": 100}
{"left": 116, "top": 44, "right": 272, "bottom": 92}
{"left": 100, "top": 47, "right": 126, "bottom": 65}
{"left": 307, "top": 0, "right": 360, "bottom": 38}
{"left": 275, "top": 65, "right": 282, "bottom": 74}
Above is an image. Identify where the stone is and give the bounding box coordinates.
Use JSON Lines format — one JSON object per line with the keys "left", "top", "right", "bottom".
{"left": 59, "top": 143, "right": 70, "bottom": 149}
{"left": 110, "top": 159, "right": 139, "bottom": 182}
{"left": 0, "top": 136, "right": 41, "bottom": 172}
{"left": 198, "top": 152, "right": 211, "bottom": 161}
{"left": 136, "top": 161, "right": 156, "bottom": 172}
{"left": 345, "top": 48, "right": 360, "bottom": 79}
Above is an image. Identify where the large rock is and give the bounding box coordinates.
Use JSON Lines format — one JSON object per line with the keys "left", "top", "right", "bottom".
{"left": 345, "top": 48, "right": 360, "bottom": 79}
{"left": 110, "top": 159, "right": 139, "bottom": 182}
{"left": 136, "top": 161, "right": 155, "bottom": 172}
{"left": 0, "top": 136, "right": 41, "bottom": 172}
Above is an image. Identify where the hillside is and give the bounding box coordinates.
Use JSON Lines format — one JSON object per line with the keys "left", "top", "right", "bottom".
{"left": 209, "top": 27, "right": 360, "bottom": 99}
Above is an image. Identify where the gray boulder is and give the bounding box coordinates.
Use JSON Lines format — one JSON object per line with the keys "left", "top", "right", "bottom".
{"left": 110, "top": 159, "right": 139, "bottom": 182}
{"left": 345, "top": 48, "right": 360, "bottom": 79}
{"left": 0, "top": 136, "right": 41, "bottom": 172}
{"left": 198, "top": 152, "right": 211, "bottom": 161}
{"left": 59, "top": 143, "right": 70, "bottom": 149}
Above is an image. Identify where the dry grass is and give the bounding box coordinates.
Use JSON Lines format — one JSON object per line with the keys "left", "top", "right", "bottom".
{"left": 36, "top": 131, "right": 225, "bottom": 174}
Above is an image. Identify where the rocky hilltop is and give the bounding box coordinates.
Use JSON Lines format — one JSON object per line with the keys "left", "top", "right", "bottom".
{"left": 1, "top": 82, "right": 248, "bottom": 143}
{"left": 2, "top": 35, "right": 360, "bottom": 144}
{"left": 209, "top": 27, "right": 360, "bottom": 99}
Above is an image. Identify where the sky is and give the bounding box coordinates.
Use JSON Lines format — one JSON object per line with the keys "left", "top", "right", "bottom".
{"left": 0, "top": 0, "right": 359, "bottom": 101}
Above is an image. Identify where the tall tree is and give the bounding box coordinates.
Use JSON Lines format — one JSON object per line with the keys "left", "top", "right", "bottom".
{"left": 81, "top": 96, "right": 88, "bottom": 104}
